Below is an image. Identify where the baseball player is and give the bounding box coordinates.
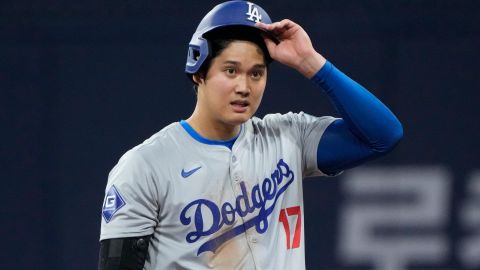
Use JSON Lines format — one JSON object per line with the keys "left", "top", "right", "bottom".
{"left": 98, "top": 1, "right": 403, "bottom": 269}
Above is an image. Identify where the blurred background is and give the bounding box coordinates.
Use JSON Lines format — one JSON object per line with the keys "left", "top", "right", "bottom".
{"left": 2, "top": 0, "right": 479, "bottom": 269}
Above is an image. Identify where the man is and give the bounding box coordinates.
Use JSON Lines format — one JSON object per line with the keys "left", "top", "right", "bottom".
{"left": 98, "top": 1, "right": 403, "bottom": 269}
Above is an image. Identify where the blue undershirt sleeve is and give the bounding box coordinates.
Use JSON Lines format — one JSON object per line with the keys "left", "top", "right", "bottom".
{"left": 312, "top": 61, "right": 403, "bottom": 175}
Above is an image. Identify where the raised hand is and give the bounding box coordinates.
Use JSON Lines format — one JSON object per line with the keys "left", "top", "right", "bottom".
{"left": 256, "top": 19, "right": 326, "bottom": 78}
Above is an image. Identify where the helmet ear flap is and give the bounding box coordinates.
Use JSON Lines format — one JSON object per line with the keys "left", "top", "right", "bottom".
{"left": 186, "top": 37, "right": 211, "bottom": 75}
{"left": 188, "top": 47, "right": 200, "bottom": 61}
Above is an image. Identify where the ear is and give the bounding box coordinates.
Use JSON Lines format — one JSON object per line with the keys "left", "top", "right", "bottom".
{"left": 192, "top": 73, "right": 204, "bottom": 85}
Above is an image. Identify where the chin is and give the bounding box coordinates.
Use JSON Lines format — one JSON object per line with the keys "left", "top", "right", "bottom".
{"left": 226, "top": 113, "right": 252, "bottom": 126}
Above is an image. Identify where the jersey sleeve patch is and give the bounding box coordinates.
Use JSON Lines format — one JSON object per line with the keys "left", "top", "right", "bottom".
{"left": 102, "top": 185, "right": 126, "bottom": 223}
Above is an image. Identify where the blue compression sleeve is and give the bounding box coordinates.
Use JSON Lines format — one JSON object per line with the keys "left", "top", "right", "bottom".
{"left": 312, "top": 61, "right": 403, "bottom": 175}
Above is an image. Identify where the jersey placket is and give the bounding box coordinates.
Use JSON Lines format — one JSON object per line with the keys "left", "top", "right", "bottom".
{"left": 229, "top": 149, "right": 261, "bottom": 269}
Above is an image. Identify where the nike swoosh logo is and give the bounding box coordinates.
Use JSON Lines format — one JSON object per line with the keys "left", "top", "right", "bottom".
{"left": 181, "top": 166, "right": 202, "bottom": 178}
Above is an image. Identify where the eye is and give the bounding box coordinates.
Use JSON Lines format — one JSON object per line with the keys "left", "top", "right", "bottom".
{"left": 251, "top": 70, "right": 264, "bottom": 80}
{"left": 225, "top": 68, "right": 236, "bottom": 76}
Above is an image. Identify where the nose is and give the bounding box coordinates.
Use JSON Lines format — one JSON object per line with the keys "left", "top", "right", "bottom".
{"left": 235, "top": 75, "right": 251, "bottom": 96}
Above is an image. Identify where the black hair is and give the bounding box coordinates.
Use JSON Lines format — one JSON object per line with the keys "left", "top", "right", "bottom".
{"left": 192, "top": 26, "right": 272, "bottom": 92}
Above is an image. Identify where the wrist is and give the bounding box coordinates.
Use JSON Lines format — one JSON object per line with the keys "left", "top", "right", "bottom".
{"left": 297, "top": 52, "right": 326, "bottom": 79}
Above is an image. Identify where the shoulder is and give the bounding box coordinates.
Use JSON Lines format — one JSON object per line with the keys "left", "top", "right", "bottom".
{"left": 246, "top": 112, "right": 310, "bottom": 140}
{"left": 251, "top": 112, "right": 299, "bottom": 127}
{"left": 111, "top": 122, "right": 183, "bottom": 173}
{"left": 134, "top": 122, "right": 181, "bottom": 153}
{"left": 251, "top": 112, "right": 336, "bottom": 128}
{"left": 245, "top": 113, "right": 338, "bottom": 144}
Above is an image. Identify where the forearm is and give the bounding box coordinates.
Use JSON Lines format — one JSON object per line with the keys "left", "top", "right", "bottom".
{"left": 312, "top": 61, "right": 403, "bottom": 152}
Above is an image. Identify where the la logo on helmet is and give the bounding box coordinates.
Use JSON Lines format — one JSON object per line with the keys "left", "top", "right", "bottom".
{"left": 246, "top": 2, "right": 262, "bottom": 22}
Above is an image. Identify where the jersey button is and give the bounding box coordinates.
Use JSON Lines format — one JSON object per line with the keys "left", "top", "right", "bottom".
{"left": 249, "top": 236, "right": 257, "bottom": 243}
{"left": 232, "top": 155, "right": 237, "bottom": 163}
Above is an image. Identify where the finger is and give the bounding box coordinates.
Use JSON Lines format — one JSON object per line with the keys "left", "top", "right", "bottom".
{"left": 274, "top": 19, "right": 293, "bottom": 31}
{"left": 255, "top": 21, "right": 269, "bottom": 30}
{"left": 256, "top": 22, "right": 282, "bottom": 38}
{"left": 261, "top": 33, "right": 277, "bottom": 56}
{"left": 269, "top": 20, "right": 296, "bottom": 37}
{"left": 271, "top": 21, "right": 286, "bottom": 31}
{"left": 261, "top": 21, "right": 283, "bottom": 31}
{"left": 256, "top": 21, "right": 279, "bottom": 32}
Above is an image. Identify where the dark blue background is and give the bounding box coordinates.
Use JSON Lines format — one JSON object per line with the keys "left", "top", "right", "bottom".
{"left": 2, "top": 1, "right": 479, "bottom": 269}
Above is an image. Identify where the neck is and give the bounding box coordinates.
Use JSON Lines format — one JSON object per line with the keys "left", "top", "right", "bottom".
{"left": 186, "top": 108, "right": 241, "bottom": 141}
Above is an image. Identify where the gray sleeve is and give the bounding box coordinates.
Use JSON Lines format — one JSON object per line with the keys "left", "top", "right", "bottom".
{"left": 100, "top": 150, "right": 159, "bottom": 240}
{"left": 269, "top": 112, "right": 337, "bottom": 178}
{"left": 296, "top": 112, "right": 338, "bottom": 177}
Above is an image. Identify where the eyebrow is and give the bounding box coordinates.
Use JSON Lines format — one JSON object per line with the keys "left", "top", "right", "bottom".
{"left": 222, "top": 61, "right": 266, "bottom": 69}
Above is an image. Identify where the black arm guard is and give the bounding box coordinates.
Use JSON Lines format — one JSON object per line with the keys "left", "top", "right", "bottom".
{"left": 98, "top": 235, "right": 151, "bottom": 270}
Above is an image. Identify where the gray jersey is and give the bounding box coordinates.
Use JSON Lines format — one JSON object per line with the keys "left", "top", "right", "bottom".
{"left": 100, "top": 112, "right": 336, "bottom": 269}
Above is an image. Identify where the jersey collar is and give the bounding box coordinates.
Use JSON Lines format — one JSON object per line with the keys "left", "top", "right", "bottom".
{"left": 179, "top": 120, "right": 242, "bottom": 149}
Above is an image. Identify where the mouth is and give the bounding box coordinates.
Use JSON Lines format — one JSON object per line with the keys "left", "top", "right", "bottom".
{"left": 230, "top": 100, "right": 250, "bottom": 113}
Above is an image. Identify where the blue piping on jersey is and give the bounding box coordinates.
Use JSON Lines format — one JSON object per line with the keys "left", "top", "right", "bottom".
{"left": 179, "top": 120, "right": 240, "bottom": 149}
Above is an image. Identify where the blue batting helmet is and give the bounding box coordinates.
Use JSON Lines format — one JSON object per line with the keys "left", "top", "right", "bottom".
{"left": 185, "top": 1, "right": 274, "bottom": 75}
